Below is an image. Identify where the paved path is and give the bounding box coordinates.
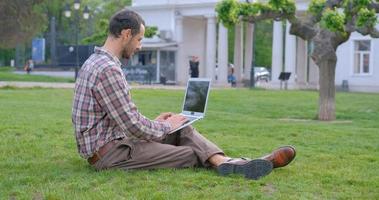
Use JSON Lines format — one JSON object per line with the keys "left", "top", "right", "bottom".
{"left": 13, "top": 71, "right": 75, "bottom": 78}
{"left": 0, "top": 81, "right": 190, "bottom": 90}
{"left": 0, "top": 80, "right": 271, "bottom": 90}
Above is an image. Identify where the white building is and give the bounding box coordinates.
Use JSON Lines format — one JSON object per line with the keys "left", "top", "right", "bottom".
{"left": 129, "top": 0, "right": 379, "bottom": 92}
{"left": 129, "top": 0, "right": 230, "bottom": 85}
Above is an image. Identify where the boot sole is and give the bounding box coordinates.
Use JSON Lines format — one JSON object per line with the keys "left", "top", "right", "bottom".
{"left": 217, "top": 159, "right": 273, "bottom": 180}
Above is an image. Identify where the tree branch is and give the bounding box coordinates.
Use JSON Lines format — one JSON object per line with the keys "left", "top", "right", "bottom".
{"left": 325, "top": 0, "right": 344, "bottom": 8}
{"left": 293, "top": 0, "right": 345, "bottom": 39}
{"left": 241, "top": 10, "right": 319, "bottom": 41}
{"left": 242, "top": 10, "right": 284, "bottom": 23}
{"left": 310, "top": 0, "right": 344, "bottom": 22}
{"left": 356, "top": 26, "right": 379, "bottom": 38}
{"left": 369, "top": 28, "right": 379, "bottom": 38}
{"left": 287, "top": 13, "right": 323, "bottom": 41}
{"left": 345, "top": 15, "right": 356, "bottom": 33}
{"left": 369, "top": 2, "right": 379, "bottom": 12}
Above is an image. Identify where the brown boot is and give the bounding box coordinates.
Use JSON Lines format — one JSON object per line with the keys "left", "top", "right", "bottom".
{"left": 261, "top": 146, "right": 296, "bottom": 168}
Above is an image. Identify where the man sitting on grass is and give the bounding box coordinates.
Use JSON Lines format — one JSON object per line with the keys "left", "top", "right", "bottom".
{"left": 72, "top": 9, "right": 296, "bottom": 180}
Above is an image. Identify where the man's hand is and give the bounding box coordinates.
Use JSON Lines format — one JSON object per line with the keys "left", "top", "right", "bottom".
{"left": 165, "top": 114, "right": 188, "bottom": 131}
{"left": 155, "top": 112, "right": 174, "bottom": 122}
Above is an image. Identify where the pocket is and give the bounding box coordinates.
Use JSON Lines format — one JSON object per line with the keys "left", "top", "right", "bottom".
{"left": 107, "top": 140, "right": 134, "bottom": 168}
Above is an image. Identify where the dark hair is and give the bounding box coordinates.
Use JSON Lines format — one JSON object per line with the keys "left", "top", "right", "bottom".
{"left": 108, "top": 9, "right": 145, "bottom": 38}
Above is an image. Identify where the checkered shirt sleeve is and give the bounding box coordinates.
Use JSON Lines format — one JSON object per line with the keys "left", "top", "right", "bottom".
{"left": 93, "top": 67, "right": 172, "bottom": 141}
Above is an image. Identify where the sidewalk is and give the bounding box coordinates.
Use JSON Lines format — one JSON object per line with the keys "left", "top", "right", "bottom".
{"left": 0, "top": 81, "right": 188, "bottom": 90}
{"left": 13, "top": 71, "right": 75, "bottom": 78}
{"left": 0, "top": 81, "right": 267, "bottom": 90}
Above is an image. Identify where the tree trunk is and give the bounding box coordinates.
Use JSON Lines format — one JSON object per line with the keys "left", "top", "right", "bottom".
{"left": 317, "top": 59, "right": 336, "bottom": 121}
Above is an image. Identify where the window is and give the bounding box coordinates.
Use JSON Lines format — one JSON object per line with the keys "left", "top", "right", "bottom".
{"left": 353, "top": 40, "right": 371, "bottom": 75}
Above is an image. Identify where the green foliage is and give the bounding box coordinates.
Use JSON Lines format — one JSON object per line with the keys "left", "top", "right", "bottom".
{"left": 239, "top": 2, "right": 260, "bottom": 17}
{"left": 145, "top": 26, "right": 158, "bottom": 38}
{"left": 0, "top": 0, "right": 47, "bottom": 48}
{"left": 0, "top": 49, "right": 15, "bottom": 66}
{"left": 217, "top": 0, "right": 296, "bottom": 27}
{"left": 356, "top": 8, "right": 378, "bottom": 28}
{"left": 40, "top": 0, "right": 65, "bottom": 18}
{"left": 321, "top": 9, "right": 346, "bottom": 33}
{"left": 85, "top": 0, "right": 132, "bottom": 43}
{"left": 216, "top": 0, "right": 240, "bottom": 28}
{"left": 82, "top": 0, "right": 156, "bottom": 45}
{"left": 268, "top": 0, "right": 283, "bottom": 9}
{"left": 218, "top": 0, "right": 379, "bottom": 36}
{"left": 268, "top": 0, "right": 296, "bottom": 15}
{"left": 82, "top": 19, "right": 108, "bottom": 45}
{"left": 353, "top": 0, "right": 372, "bottom": 8}
{"left": 308, "top": 0, "right": 326, "bottom": 15}
{"left": 82, "top": 19, "right": 158, "bottom": 45}
{"left": 280, "top": 1, "right": 296, "bottom": 15}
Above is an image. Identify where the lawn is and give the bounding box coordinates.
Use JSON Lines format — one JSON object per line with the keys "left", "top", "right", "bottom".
{"left": 0, "top": 67, "right": 74, "bottom": 83}
{"left": 0, "top": 88, "right": 378, "bottom": 199}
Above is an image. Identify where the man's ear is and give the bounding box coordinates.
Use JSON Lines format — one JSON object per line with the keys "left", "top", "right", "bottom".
{"left": 121, "top": 29, "right": 132, "bottom": 40}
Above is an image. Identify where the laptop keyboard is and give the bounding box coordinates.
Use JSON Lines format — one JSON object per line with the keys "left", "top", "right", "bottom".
{"left": 186, "top": 116, "right": 197, "bottom": 121}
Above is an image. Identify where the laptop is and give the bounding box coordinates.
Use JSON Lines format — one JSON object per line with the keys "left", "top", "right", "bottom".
{"left": 168, "top": 78, "right": 211, "bottom": 134}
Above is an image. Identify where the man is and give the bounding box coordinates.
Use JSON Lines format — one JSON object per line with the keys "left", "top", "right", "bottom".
{"left": 72, "top": 9, "right": 296, "bottom": 180}
{"left": 189, "top": 56, "right": 199, "bottom": 78}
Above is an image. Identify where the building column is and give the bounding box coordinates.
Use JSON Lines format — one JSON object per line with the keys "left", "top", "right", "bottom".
{"left": 243, "top": 23, "right": 254, "bottom": 81}
{"left": 206, "top": 15, "right": 217, "bottom": 81}
{"left": 175, "top": 14, "right": 186, "bottom": 85}
{"left": 217, "top": 22, "right": 228, "bottom": 85}
{"left": 285, "top": 20, "right": 297, "bottom": 87}
{"left": 271, "top": 21, "right": 284, "bottom": 88}
{"left": 233, "top": 23, "right": 243, "bottom": 83}
{"left": 156, "top": 49, "right": 161, "bottom": 83}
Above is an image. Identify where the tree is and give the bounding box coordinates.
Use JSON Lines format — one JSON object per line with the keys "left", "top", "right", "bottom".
{"left": 82, "top": 0, "right": 157, "bottom": 45}
{"left": 216, "top": 0, "right": 379, "bottom": 121}
{"left": 0, "top": 0, "right": 47, "bottom": 48}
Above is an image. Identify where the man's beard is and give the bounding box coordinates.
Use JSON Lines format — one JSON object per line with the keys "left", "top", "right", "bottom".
{"left": 122, "top": 47, "right": 131, "bottom": 59}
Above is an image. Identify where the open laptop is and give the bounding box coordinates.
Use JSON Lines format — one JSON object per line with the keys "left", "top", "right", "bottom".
{"left": 168, "top": 78, "right": 211, "bottom": 134}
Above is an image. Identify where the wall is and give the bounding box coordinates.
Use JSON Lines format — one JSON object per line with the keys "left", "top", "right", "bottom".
{"left": 135, "top": 9, "right": 175, "bottom": 36}
{"left": 336, "top": 32, "right": 379, "bottom": 92}
{"left": 133, "top": 0, "right": 219, "bottom": 6}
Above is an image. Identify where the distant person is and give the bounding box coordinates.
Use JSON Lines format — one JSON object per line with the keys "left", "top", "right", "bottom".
{"left": 72, "top": 9, "right": 296, "bottom": 180}
{"left": 24, "top": 59, "right": 34, "bottom": 74}
{"left": 228, "top": 63, "right": 236, "bottom": 87}
{"left": 189, "top": 56, "right": 199, "bottom": 78}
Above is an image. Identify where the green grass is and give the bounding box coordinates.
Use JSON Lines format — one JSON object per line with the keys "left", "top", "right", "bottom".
{"left": 0, "top": 88, "right": 378, "bottom": 199}
{"left": 0, "top": 66, "right": 13, "bottom": 72}
{"left": 0, "top": 67, "right": 74, "bottom": 83}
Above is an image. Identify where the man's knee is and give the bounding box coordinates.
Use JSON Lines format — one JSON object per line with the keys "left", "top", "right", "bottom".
{"left": 180, "top": 125, "right": 195, "bottom": 135}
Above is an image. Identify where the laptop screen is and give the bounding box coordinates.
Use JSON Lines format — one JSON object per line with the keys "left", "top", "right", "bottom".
{"left": 183, "top": 79, "right": 210, "bottom": 113}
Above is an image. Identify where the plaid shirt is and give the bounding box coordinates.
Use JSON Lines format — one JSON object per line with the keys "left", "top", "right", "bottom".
{"left": 72, "top": 47, "right": 171, "bottom": 159}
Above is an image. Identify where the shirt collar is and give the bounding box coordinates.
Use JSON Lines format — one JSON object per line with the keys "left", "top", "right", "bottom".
{"left": 94, "top": 46, "right": 122, "bottom": 67}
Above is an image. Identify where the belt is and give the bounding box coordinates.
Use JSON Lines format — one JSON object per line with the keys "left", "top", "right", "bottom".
{"left": 88, "top": 140, "right": 118, "bottom": 165}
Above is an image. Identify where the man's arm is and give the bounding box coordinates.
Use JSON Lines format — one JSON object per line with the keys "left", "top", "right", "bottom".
{"left": 156, "top": 113, "right": 189, "bottom": 132}
{"left": 94, "top": 67, "right": 172, "bottom": 140}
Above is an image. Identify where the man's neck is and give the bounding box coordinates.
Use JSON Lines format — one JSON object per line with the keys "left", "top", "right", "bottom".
{"left": 102, "top": 37, "right": 122, "bottom": 59}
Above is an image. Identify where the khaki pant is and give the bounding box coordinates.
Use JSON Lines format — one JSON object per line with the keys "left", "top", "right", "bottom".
{"left": 93, "top": 126, "right": 224, "bottom": 170}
